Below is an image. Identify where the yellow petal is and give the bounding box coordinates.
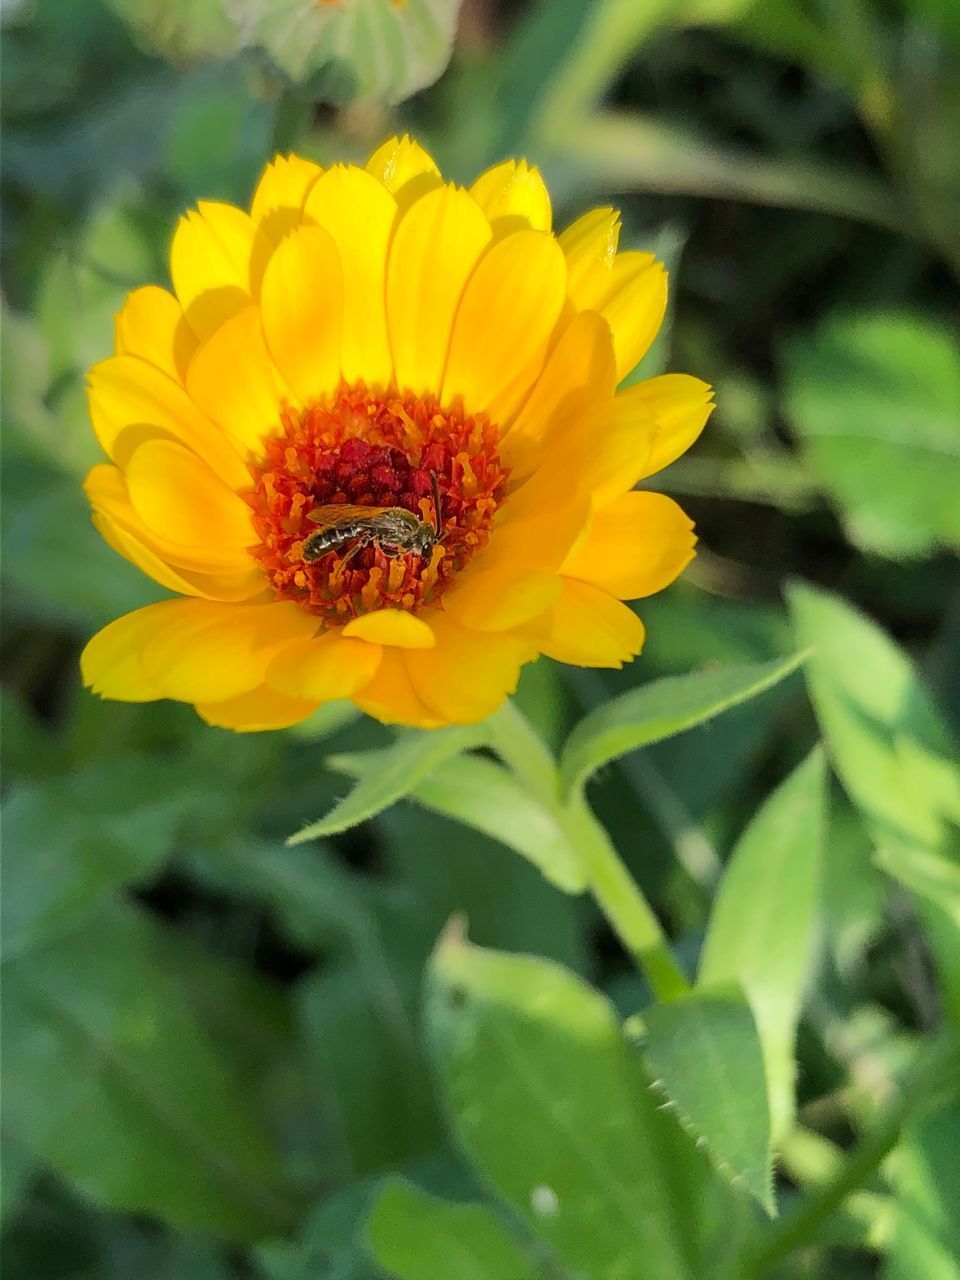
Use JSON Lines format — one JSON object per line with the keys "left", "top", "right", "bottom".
{"left": 342, "top": 609, "right": 435, "bottom": 649}
{"left": 503, "top": 311, "right": 617, "bottom": 477}
{"left": 260, "top": 225, "right": 343, "bottom": 404}
{"left": 141, "top": 600, "right": 317, "bottom": 703}
{"left": 85, "top": 463, "right": 255, "bottom": 577}
{"left": 629, "top": 374, "right": 715, "bottom": 479}
{"left": 405, "top": 612, "right": 533, "bottom": 723}
{"left": 352, "top": 649, "right": 446, "bottom": 728}
{"left": 81, "top": 603, "right": 172, "bottom": 702}
{"left": 539, "top": 579, "right": 646, "bottom": 668}
{"left": 266, "top": 632, "right": 382, "bottom": 701}
{"left": 251, "top": 153, "right": 324, "bottom": 226}
{"left": 251, "top": 152, "right": 322, "bottom": 230}
{"left": 386, "top": 183, "right": 492, "bottom": 394}
{"left": 93, "top": 511, "right": 264, "bottom": 602}
{"left": 303, "top": 165, "right": 396, "bottom": 388}
{"left": 124, "top": 438, "right": 255, "bottom": 550}
{"left": 594, "top": 254, "right": 667, "bottom": 381}
{"left": 442, "top": 566, "right": 561, "bottom": 632}
{"left": 562, "top": 491, "right": 696, "bottom": 599}
{"left": 469, "top": 159, "right": 551, "bottom": 236}
{"left": 442, "top": 229, "right": 567, "bottom": 421}
{"left": 196, "top": 685, "right": 319, "bottom": 732}
{"left": 576, "top": 393, "right": 660, "bottom": 506}
{"left": 559, "top": 206, "right": 620, "bottom": 305}
{"left": 114, "top": 286, "right": 196, "bottom": 384}
{"left": 366, "top": 135, "right": 441, "bottom": 208}
{"left": 490, "top": 443, "right": 593, "bottom": 571}
{"left": 86, "top": 355, "right": 250, "bottom": 489}
{"left": 170, "top": 201, "right": 256, "bottom": 342}
{"left": 249, "top": 153, "right": 325, "bottom": 291}
{"left": 186, "top": 306, "right": 289, "bottom": 458}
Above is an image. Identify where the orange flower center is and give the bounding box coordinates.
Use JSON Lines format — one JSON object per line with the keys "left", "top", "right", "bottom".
{"left": 246, "top": 384, "right": 508, "bottom": 623}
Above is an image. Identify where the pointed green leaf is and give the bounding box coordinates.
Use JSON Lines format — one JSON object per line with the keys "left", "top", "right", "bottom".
{"left": 227, "top": 0, "right": 463, "bottom": 105}
{"left": 783, "top": 312, "right": 960, "bottom": 558}
{"left": 789, "top": 581, "right": 960, "bottom": 849}
{"left": 334, "top": 749, "right": 584, "bottom": 892}
{"left": 365, "top": 1178, "right": 538, "bottom": 1280}
{"left": 1, "top": 904, "right": 292, "bottom": 1241}
{"left": 0, "top": 1131, "right": 34, "bottom": 1226}
{"left": 699, "top": 749, "right": 825, "bottom": 1141}
{"left": 1, "top": 758, "right": 207, "bottom": 959}
{"left": 427, "top": 927, "right": 695, "bottom": 1279}
{"left": 637, "top": 986, "right": 774, "bottom": 1214}
{"left": 559, "top": 653, "right": 805, "bottom": 796}
{"left": 287, "top": 725, "right": 486, "bottom": 844}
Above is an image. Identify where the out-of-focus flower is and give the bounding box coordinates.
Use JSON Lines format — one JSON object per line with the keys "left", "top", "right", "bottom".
{"left": 81, "top": 137, "right": 712, "bottom": 730}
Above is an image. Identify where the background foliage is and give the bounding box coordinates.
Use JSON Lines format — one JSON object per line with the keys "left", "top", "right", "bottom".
{"left": 2, "top": 0, "right": 959, "bottom": 1277}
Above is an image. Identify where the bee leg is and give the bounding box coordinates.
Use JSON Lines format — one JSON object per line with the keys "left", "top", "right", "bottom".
{"left": 338, "top": 539, "right": 367, "bottom": 569}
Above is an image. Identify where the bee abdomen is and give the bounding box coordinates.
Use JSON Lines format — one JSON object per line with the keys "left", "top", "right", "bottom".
{"left": 302, "top": 522, "right": 370, "bottom": 561}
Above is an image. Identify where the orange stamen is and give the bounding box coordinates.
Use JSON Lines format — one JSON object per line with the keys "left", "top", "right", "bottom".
{"left": 245, "top": 383, "right": 508, "bottom": 623}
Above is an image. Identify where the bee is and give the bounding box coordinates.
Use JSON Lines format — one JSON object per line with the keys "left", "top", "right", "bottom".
{"left": 301, "top": 471, "right": 443, "bottom": 565}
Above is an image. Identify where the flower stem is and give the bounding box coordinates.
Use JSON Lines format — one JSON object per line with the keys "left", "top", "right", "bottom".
{"left": 751, "top": 1030, "right": 960, "bottom": 1270}
{"left": 562, "top": 790, "right": 690, "bottom": 1002}
{"left": 490, "top": 700, "right": 690, "bottom": 1002}
{"left": 484, "top": 700, "right": 560, "bottom": 803}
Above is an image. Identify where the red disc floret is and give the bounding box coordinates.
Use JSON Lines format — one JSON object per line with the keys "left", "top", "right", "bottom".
{"left": 245, "top": 384, "right": 508, "bottom": 623}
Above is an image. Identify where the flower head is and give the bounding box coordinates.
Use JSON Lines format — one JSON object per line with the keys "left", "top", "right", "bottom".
{"left": 81, "top": 138, "right": 713, "bottom": 730}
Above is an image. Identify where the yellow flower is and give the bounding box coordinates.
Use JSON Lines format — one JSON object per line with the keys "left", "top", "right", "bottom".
{"left": 81, "top": 138, "right": 712, "bottom": 731}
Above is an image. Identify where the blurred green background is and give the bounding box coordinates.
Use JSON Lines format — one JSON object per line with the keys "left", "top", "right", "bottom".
{"left": 2, "top": 0, "right": 959, "bottom": 1277}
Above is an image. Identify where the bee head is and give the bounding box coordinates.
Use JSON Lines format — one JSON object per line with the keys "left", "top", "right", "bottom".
{"left": 414, "top": 524, "right": 439, "bottom": 556}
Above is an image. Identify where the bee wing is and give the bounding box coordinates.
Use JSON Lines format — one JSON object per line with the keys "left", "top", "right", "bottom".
{"left": 305, "top": 504, "right": 389, "bottom": 530}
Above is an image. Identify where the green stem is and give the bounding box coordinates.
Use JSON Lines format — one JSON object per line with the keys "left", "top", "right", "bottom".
{"left": 531, "top": 0, "right": 672, "bottom": 128}
{"left": 489, "top": 701, "right": 689, "bottom": 1002}
{"left": 549, "top": 111, "right": 908, "bottom": 236}
{"left": 753, "top": 1114, "right": 901, "bottom": 1272}
{"left": 484, "top": 700, "right": 560, "bottom": 803}
{"left": 562, "top": 789, "right": 690, "bottom": 1002}
{"left": 752, "top": 1031, "right": 960, "bottom": 1270}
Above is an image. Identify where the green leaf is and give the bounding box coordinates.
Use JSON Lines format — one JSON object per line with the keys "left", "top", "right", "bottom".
{"left": 820, "top": 792, "right": 889, "bottom": 981}
{"left": 1, "top": 904, "right": 292, "bottom": 1241}
{"left": 287, "top": 725, "right": 487, "bottom": 844}
{"left": 783, "top": 313, "right": 960, "bottom": 558}
{"left": 636, "top": 986, "right": 774, "bottom": 1214}
{"left": 36, "top": 185, "right": 158, "bottom": 395}
{"left": 559, "top": 652, "right": 805, "bottom": 796}
{"left": 875, "top": 842, "right": 960, "bottom": 925}
{"left": 0, "top": 302, "right": 58, "bottom": 467}
{"left": 365, "top": 1178, "right": 538, "bottom": 1280}
{"left": 2, "top": 457, "right": 164, "bottom": 629}
{"left": 427, "top": 926, "right": 695, "bottom": 1279}
{"left": 226, "top": 0, "right": 463, "bottom": 105}
{"left": 1, "top": 758, "right": 204, "bottom": 959}
{"left": 296, "top": 957, "right": 438, "bottom": 1176}
{"left": 257, "top": 1180, "right": 382, "bottom": 1280}
{"left": 788, "top": 581, "right": 960, "bottom": 850}
{"left": 0, "top": 1131, "right": 34, "bottom": 1225}
{"left": 335, "top": 749, "right": 584, "bottom": 892}
{"left": 698, "top": 749, "right": 826, "bottom": 1142}
{"left": 884, "top": 1092, "right": 960, "bottom": 1280}
{"left": 287, "top": 699, "right": 361, "bottom": 742}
